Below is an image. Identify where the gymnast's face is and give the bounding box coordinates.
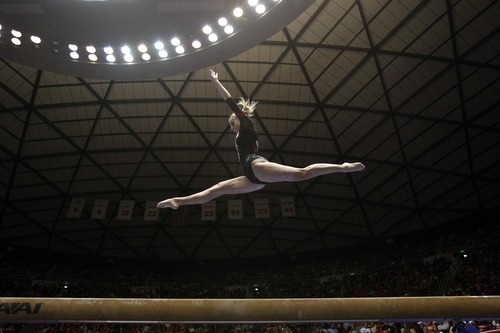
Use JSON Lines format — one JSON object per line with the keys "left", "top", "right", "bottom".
{"left": 229, "top": 116, "right": 240, "bottom": 133}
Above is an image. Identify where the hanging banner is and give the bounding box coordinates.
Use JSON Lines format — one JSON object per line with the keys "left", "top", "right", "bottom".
{"left": 254, "top": 198, "right": 270, "bottom": 219}
{"left": 144, "top": 201, "right": 159, "bottom": 221}
{"left": 67, "top": 197, "right": 86, "bottom": 218}
{"left": 280, "top": 197, "right": 296, "bottom": 217}
{"left": 201, "top": 201, "right": 216, "bottom": 221}
{"left": 171, "top": 206, "right": 189, "bottom": 227}
{"left": 228, "top": 200, "right": 243, "bottom": 220}
{"left": 117, "top": 200, "right": 135, "bottom": 220}
{"left": 91, "top": 199, "right": 109, "bottom": 220}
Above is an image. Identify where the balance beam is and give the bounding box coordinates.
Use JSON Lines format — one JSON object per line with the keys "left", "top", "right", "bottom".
{"left": 1, "top": 296, "right": 499, "bottom": 323}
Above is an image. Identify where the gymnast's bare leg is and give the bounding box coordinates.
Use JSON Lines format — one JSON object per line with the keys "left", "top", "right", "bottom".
{"left": 157, "top": 161, "right": 364, "bottom": 209}
{"left": 251, "top": 159, "right": 365, "bottom": 183}
{"left": 157, "top": 176, "right": 265, "bottom": 209}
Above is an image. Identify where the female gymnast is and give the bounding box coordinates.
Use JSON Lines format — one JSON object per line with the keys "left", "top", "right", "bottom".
{"left": 157, "top": 69, "right": 365, "bottom": 209}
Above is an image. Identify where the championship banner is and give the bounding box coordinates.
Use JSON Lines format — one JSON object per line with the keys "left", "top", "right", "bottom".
{"left": 67, "top": 197, "right": 86, "bottom": 218}
{"left": 201, "top": 201, "right": 216, "bottom": 221}
{"left": 171, "top": 206, "right": 189, "bottom": 227}
{"left": 280, "top": 197, "right": 296, "bottom": 217}
{"left": 117, "top": 200, "right": 135, "bottom": 220}
{"left": 91, "top": 199, "right": 109, "bottom": 220}
{"left": 228, "top": 200, "right": 243, "bottom": 220}
{"left": 143, "top": 201, "right": 159, "bottom": 221}
{"left": 254, "top": 198, "right": 270, "bottom": 219}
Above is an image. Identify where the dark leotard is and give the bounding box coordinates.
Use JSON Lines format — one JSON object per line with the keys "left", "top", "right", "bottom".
{"left": 226, "top": 99, "right": 267, "bottom": 185}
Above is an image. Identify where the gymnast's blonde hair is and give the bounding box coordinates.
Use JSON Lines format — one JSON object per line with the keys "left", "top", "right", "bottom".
{"left": 228, "top": 97, "right": 258, "bottom": 128}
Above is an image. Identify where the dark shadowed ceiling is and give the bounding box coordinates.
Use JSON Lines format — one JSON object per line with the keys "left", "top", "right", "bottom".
{"left": 1, "top": 0, "right": 499, "bottom": 261}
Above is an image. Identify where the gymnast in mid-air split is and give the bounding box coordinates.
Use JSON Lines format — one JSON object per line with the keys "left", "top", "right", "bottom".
{"left": 157, "top": 69, "right": 365, "bottom": 210}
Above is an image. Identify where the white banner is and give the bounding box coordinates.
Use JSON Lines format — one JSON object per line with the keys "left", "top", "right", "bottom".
{"left": 228, "top": 200, "right": 243, "bottom": 220}
{"left": 91, "top": 199, "right": 109, "bottom": 220}
{"left": 117, "top": 200, "right": 135, "bottom": 220}
{"left": 67, "top": 197, "right": 86, "bottom": 218}
{"left": 254, "top": 198, "right": 270, "bottom": 219}
{"left": 280, "top": 197, "right": 296, "bottom": 217}
{"left": 201, "top": 201, "right": 216, "bottom": 221}
{"left": 144, "top": 201, "right": 159, "bottom": 221}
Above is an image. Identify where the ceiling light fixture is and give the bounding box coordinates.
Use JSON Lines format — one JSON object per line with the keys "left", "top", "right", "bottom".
{"left": 218, "top": 17, "right": 228, "bottom": 27}
{"left": 202, "top": 25, "right": 212, "bottom": 35}
{"left": 124, "top": 54, "right": 133, "bottom": 62}
{"left": 255, "top": 4, "right": 266, "bottom": 14}
{"left": 11, "top": 29, "right": 22, "bottom": 38}
{"left": 31, "top": 36, "right": 41, "bottom": 44}
{"left": 158, "top": 49, "right": 168, "bottom": 58}
{"left": 121, "top": 46, "right": 131, "bottom": 54}
{"left": 0, "top": 0, "right": 315, "bottom": 79}
{"left": 233, "top": 7, "right": 243, "bottom": 17}
{"left": 192, "top": 40, "right": 201, "bottom": 49}
{"left": 44, "top": 0, "right": 279, "bottom": 65}
{"left": 154, "top": 41, "right": 164, "bottom": 50}
{"left": 171, "top": 37, "right": 180, "bottom": 46}
{"left": 208, "top": 33, "right": 218, "bottom": 42}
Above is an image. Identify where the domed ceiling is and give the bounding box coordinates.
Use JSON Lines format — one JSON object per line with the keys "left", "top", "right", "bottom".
{"left": 0, "top": 0, "right": 499, "bottom": 261}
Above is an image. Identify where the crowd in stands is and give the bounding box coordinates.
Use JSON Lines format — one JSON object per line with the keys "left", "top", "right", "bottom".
{"left": 1, "top": 216, "right": 499, "bottom": 333}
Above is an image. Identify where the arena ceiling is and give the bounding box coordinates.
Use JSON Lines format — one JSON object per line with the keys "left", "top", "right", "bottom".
{"left": 1, "top": 0, "right": 499, "bottom": 261}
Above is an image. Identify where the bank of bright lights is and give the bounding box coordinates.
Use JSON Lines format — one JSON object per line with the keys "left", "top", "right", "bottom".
{"left": 0, "top": 0, "right": 281, "bottom": 65}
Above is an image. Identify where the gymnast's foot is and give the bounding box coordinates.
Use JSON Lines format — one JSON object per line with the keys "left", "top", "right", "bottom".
{"left": 342, "top": 162, "right": 365, "bottom": 172}
{"left": 157, "top": 198, "right": 180, "bottom": 210}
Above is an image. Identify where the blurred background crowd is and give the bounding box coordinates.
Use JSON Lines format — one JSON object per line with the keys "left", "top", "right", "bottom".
{"left": 1, "top": 218, "right": 498, "bottom": 333}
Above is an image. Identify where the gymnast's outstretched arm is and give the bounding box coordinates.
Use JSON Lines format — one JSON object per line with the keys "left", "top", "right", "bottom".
{"left": 209, "top": 69, "right": 231, "bottom": 100}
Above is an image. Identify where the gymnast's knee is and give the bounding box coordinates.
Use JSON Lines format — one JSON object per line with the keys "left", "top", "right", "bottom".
{"left": 299, "top": 168, "right": 311, "bottom": 181}
{"left": 209, "top": 181, "right": 225, "bottom": 193}
{"left": 208, "top": 179, "right": 235, "bottom": 194}
{"left": 289, "top": 168, "right": 308, "bottom": 182}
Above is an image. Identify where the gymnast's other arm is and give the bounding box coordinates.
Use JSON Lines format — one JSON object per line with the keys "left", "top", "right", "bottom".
{"left": 210, "top": 69, "right": 231, "bottom": 101}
